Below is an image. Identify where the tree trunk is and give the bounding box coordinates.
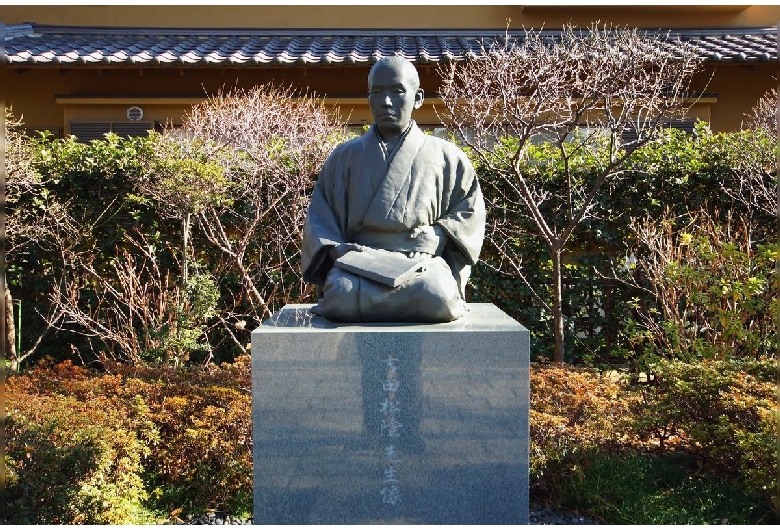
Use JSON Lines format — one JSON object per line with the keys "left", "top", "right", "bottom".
{"left": 182, "top": 213, "right": 191, "bottom": 286}
{"left": 4, "top": 274, "right": 17, "bottom": 371}
{"left": 551, "top": 246, "right": 565, "bottom": 363}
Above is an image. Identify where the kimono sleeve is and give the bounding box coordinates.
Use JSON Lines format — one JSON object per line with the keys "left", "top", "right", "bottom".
{"left": 301, "top": 150, "right": 347, "bottom": 286}
{"left": 434, "top": 146, "right": 486, "bottom": 267}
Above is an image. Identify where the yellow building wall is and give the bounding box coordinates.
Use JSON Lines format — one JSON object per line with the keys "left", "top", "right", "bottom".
{"left": 3, "top": 60, "right": 772, "bottom": 135}
{"left": 1, "top": 63, "right": 455, "bottom": 133}
{"left": 700, "top": 65, "right": 778, "bottom": 131}
{"left": 3, "top": 5, "right": 779, "bottom": 30}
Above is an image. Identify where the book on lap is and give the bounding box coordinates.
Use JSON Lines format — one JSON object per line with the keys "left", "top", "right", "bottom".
{"left": 334, "top": 247, "right": 432, "bottom": 288}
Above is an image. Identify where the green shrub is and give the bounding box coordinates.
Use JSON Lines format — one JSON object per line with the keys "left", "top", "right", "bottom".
{"left": 10, "top": 88, "right": 347, "bottom": 368}
{"left": 6, "top": 357, "right": 776, "bottom": 523}
{"left": 620, "top": 209, "right": 776, "bottom": 364}
{"left": 529, "top": 364, "right": 641, "bottom": 499}
{"left": 529, "top": 361, "right": 778, "bottom": 523}
{"left": 632, "top": 358, "right": 777, "bottom": 513}
{"left": 8, "top": 132, "right": 173, "bottom": 366}
{"left": 140, "top": 268, "right": 221, "bottom": 366}
{"left": 5, "top": 363, "right": 152, "bottom": 523}
{"left": 116, "top": 358, "right": 254, "bottom": 516}
{"left": 5, "top": 357, "right": 255, "bottom": 520}
{"left": 615, "top": 124, "right": 776, "bottom": 243}
{"left": 470, "top": 124, "right": 776, "bottom": 366}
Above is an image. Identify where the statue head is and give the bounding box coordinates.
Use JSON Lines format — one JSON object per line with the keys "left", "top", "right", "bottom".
{"left": 367, "top": 56, "right": 424, "bottom": 140}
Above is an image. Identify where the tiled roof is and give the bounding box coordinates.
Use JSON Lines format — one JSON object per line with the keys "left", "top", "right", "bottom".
{"left": 3, "top": 24, "right": 777, "bottom": 67}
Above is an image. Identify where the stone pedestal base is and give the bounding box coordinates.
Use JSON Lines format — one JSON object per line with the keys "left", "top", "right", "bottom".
{"left": 251, "top": 303, "right": 530, "bottom": 524}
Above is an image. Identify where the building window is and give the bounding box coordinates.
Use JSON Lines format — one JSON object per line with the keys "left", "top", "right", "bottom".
{"left": 622, "top": 119, "right": 697, "bottom": 145}
{"left": 69, "top": 121, "right": 153, "bottom": 142}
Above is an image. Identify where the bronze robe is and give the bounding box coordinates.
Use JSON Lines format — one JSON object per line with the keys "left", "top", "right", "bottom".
{"left": 301, "top": 122, "right": 485, "bottom": 322}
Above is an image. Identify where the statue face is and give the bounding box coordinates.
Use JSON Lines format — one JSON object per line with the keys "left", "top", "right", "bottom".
{"left": 368, "top": 61, "right": 424, "bottom": 139}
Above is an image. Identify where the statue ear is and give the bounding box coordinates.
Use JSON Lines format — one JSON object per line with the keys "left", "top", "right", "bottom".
{"left": 414, "top": 88, "right": 424, "bottom": 109}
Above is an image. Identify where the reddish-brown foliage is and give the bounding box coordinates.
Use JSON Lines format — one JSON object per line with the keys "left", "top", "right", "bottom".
{"left": 6, "top": 357, "right": 776, "bottom": 520}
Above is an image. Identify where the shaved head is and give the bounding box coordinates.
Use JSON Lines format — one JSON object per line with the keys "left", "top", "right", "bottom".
{"left": 368, "top": 56, "right": 420, "bottom": 91}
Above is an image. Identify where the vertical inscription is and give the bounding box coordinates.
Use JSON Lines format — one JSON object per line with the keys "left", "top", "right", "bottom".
{"left": 379, "top": 354, "right": 402, "bottom": 505}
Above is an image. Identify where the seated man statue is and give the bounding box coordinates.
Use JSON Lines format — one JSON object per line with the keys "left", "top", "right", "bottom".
{"left": 301, "top": 56, "right": 485, "bottom": 322}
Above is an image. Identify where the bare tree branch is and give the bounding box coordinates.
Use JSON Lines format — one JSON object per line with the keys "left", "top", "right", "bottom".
{"left": 436, "top": 24, "right": 703, "bottom": 361}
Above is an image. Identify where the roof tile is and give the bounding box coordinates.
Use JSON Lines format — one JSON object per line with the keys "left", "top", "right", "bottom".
{"left": 3, "top": 24, "right": 777, "bottom": 67}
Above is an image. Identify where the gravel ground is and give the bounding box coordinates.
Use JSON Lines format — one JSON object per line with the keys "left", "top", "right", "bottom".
{"left": 168, "top": 504, "right": 601, "bottom": 525}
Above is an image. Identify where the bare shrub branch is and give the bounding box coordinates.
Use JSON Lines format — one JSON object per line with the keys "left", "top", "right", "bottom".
{"left": 174, "top": 84, "right": 348, "bottom": 329}
{"left": 623, "top": 208, "right": 774, "bottom": 360}
{"left": 725, "top": 88, "right": 779, "bottom": 237}
{"left": 744, "top": 86, "right": 778, "bottom": 138}
{"left": 47, "top": 231, "right": 201, "bottom": 365}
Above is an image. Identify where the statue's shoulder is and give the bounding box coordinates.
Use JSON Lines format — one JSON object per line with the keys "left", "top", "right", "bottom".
{"left": 320, "top": 134, "right": 365, "bottom": 173}
{"left": 331, "top": 134, "right": 365, "bottom": 156}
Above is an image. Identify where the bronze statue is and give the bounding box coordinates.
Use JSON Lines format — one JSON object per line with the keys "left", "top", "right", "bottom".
{"left": 301, "top": 56, "right": 485, "bottom": 322}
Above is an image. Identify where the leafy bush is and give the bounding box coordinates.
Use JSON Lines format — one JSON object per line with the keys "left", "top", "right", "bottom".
{"left": 8, "top": 87, "right": 348, "bottom": 368}
{"left": 24, "top": 132, "right": 231, "bottom": 366}
{"left": 6, "top": 358, "right": 776, "bottom": 523}
{"left": 620, "top": 209, "right": 776, "bottom": 364}
{"left": 5, "top": 361, "right": 152, "bottom": 524}
{"left": 528, "top": 361, "right": 778, "bottom": 523}
{"left": 9, "top": 97, "right": 775, "bottom": 371}
{"left": 469, "top": 123, "right": 776, "bottom": 366}
{"left": 631, "top": 358, "right": 777, "bottom": 512}
{"left": 106, "top": 357, "right": 254, "bottom": 516}
{"left": 529, "top": 364, "right": 641, "bottom": 502}
{"left": 614, "top": 123, "right": 776, "bottom": 244}
{"left": 6, "top": 131, "right": 174, "bottom": 366}
{"left": 470, "top": 136, "right": 641, "bottom": 364}
{"left": 139, "top": 268, "right": 221, "bottom": 366}
{"left": 5, "top": 358, "right": 254, "bottom": 522}
{"left": 612, "top": 126, "right": 775, "bottom": 367}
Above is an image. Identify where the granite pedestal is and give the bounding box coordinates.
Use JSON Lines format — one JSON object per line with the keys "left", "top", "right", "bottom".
{"left": 251, "top": 303, "right": 530, "bottom": 524}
